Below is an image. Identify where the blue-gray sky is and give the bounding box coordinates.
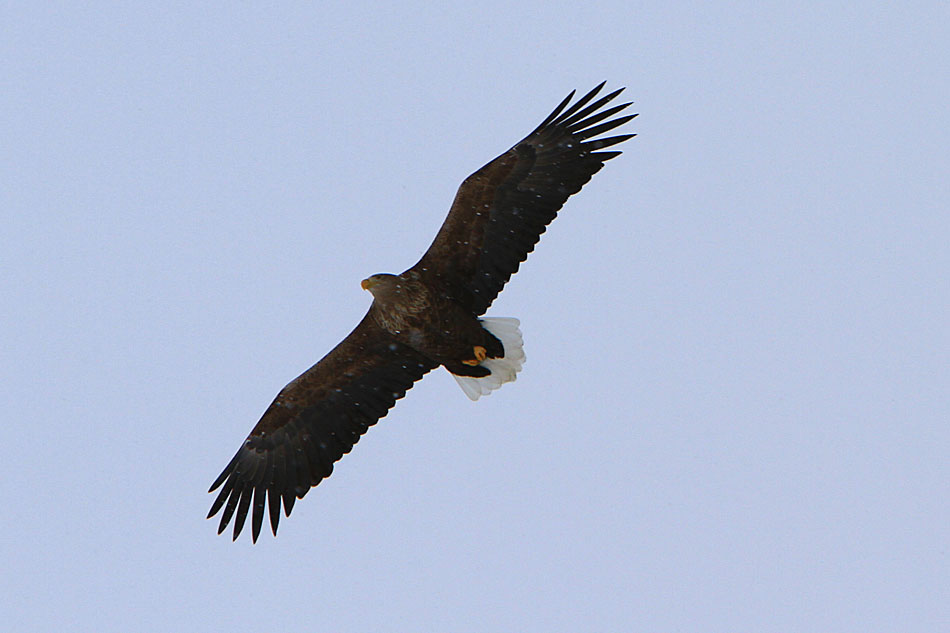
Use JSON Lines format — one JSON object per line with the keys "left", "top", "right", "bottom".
{"left": 2, "top": 3, "right": 947, "bottom": 631}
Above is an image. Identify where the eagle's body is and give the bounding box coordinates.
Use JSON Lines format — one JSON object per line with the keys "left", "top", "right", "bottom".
{"left": 209, "top": 83, "right": 636, "bottom": 541}
{"left": 362, "top": 271, "right": 503, "bottom": 376}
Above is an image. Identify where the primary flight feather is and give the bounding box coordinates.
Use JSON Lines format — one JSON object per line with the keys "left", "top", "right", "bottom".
{"left": 208, "top": 82, "right": 636, "bottom": 541}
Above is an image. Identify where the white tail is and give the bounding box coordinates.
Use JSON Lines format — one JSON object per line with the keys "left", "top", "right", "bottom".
{"left": 451, "top": 317, "right": 526, "bottom": 401}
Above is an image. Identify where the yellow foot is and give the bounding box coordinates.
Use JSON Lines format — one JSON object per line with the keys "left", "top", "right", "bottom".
{"left": 461, "top": 345, "right": 488, "bottom": 366}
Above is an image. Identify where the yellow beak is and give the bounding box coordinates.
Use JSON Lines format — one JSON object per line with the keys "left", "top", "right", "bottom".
{"left": 361, "top": 278, "right": 373, "bottom": 290}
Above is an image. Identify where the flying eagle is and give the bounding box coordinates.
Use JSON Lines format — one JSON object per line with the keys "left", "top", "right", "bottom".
{"left": 208, "top": 83, "right": 636, "bottom": 541}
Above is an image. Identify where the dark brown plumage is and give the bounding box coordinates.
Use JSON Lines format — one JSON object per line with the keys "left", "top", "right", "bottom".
{"left": 208, "top": 82, "right": 636, "bottom": 541}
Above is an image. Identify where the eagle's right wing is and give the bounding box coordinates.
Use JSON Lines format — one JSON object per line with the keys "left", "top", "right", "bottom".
{"left": 207, "top": 312, "right": 437, "bottom": 542}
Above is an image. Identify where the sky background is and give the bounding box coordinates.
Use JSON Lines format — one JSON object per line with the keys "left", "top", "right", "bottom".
{"left": 2, "top": 2, "right": 948, "bottom": 631}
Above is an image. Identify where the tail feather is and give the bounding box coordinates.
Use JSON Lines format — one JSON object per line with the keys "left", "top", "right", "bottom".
{"left": 451, "top": 317, "right": 525, "bottom": 401}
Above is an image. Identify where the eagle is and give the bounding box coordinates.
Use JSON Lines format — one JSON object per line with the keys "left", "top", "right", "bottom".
{"left": 208, "top": 83, "right": 636, "bottom": 541}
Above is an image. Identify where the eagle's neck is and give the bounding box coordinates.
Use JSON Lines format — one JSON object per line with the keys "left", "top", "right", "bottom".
{"left": 369, "top": 274, "right": 430, "bottom": 335}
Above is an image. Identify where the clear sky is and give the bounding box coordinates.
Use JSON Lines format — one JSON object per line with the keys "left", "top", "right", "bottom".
{"left": 2, "top": 2, "right": 947, "bottom": 631}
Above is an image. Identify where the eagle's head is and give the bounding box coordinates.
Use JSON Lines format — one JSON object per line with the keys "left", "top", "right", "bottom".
{"left": 361, "top": 273, "right": 402, "bottom": 301}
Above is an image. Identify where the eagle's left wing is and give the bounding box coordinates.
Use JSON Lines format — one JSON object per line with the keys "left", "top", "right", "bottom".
{"left": 409, "top": 82, "right": 636, "bottom": 315}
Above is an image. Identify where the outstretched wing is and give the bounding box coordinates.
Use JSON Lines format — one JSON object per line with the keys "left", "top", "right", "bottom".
{"left": 207, "top": 312, "right": 437, "bottom": 542}
{"left": 410, "top": 82, "right": 636, "bottom": 315}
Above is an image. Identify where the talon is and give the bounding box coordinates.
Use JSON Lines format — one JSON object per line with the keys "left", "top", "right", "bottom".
{"left": 461, "top": 345, "right": 488, "bottom": 366}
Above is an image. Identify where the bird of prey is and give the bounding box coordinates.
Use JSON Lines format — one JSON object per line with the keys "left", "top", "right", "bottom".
{"left": 208, "top": 82, "right": 636, "bottom": 541}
